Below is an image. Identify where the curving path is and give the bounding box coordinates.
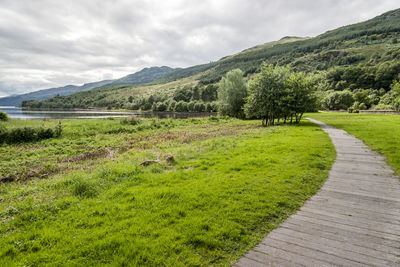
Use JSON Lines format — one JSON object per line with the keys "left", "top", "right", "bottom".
{"left": 236, "top": 118, "right": 400, "bottom": 267}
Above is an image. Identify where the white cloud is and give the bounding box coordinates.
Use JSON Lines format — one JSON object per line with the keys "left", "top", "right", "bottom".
{"left": 0, "top": 0, "right": 399, "bottom": 96}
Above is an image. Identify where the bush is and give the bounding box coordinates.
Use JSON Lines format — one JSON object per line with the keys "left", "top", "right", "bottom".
{"left": 188, "top": 101, "right": 196, "bottom": 112}
{"left": 0, "top": 111, "right": 8, "bottom": 121}
{"left": 0, "top": 124, "right": 62, "bottom": 144}
{"left": 174, "top": 101, "right": 189, "bottom": 112}
{"left": 205, "top": 103, "right": 213, "bottom": 112}
{"left": 372, "top": 104, "right": 394, "bottom": 110}
{"left": 322, "top": 90, "right": 355, "bottom": 110}
{"left": 359, "top": 102, "right": 367, "bottom": 110}
{"left": 156, "top": 102, "right": 168, "bottom": 112}
{"left": 194, "top": 102, "right": 206, "bottom": 112}
{"left": 37, "top": 128, "right": 55, "bottom": 140}
{"left": 168, "top": 100, "right": 176, "bottom": 112}
{"left": 55, "top": 121, "right": 63, "bottom": 137}
{"left": 121, "top": 117, "right": 142, "bottom": 126}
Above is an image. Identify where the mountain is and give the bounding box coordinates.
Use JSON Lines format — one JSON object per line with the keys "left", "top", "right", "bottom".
{"left": 23, "top": 8, "right": 400, "bottom": 110}
{"left": 109, "top": 66, "right": 181, "bottom": 86}
{"left": 0, "top": 80, "right": 112, "bottom": 107}
{"left": 0, "top": 66, "right": 180, "bottom": 106}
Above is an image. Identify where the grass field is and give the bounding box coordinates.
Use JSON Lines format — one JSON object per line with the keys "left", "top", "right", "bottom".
{"left": 307, "top": 112, "right": 400, "bottom": 175}
{"left": 0, "top": 117, "right": 335, "bottom": 266}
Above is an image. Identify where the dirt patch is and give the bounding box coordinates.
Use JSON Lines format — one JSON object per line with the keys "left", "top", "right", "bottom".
{"left": 0, "top": 165, "right": 61, "bottom": 183}
{"left": 127, "top": 123, "right": 253, "bottom": 149}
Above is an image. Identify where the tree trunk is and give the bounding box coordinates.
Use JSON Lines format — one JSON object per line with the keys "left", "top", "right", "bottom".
{"left": 298, "top": 113, "right": 303, "bottom": 123}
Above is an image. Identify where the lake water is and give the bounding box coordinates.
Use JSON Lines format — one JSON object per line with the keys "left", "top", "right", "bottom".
{"left": 0, "top": 106, "right": 216, "bottom": 120}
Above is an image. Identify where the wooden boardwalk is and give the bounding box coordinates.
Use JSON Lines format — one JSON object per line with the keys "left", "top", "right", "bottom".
{"left": 236, "top": 118, "right": 400, "bottom": 267}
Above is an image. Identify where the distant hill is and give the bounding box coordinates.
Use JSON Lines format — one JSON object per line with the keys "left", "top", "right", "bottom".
{"left": 109, "top": 66, "right": 181, "bottom": 86}
{"left": 0, "top": 80, "right": 112, "bottom": 107}
{"left": 0, "top": 66, "right": 180, "bottom": 106}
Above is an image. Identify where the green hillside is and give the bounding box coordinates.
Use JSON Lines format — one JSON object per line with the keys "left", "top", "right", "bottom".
{"left": 23, "top": 8, "right": 400, "bottom": 111}
{"left": 108, "top": 66, "right": 181, "bottom": 86}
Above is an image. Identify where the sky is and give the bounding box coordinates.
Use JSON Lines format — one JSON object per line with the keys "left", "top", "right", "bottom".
{"left": 0, "top": 0, "right": 399, "bottom": 97}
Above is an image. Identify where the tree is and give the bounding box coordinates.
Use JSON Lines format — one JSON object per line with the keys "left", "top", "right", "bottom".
{"left": 245, "top": 64, "right": 317, "bottom": 126}
{"left": 217, "top": 69, "right": 247, "bottom": 118}
{"left": 173, "top": 85, "right": 192, "bottom": 102}
{"left": 191, "top": 85, "right": 201, "bottom": 101}
{"left": 201, "top": 84, "right": 218, "bottom": 102}
{"left": 285, "top": 72, "right": 318, "bottom": 123}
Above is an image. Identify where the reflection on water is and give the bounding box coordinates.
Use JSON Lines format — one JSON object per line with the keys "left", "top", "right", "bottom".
{"left": 0, "top": 106, "right": 216, "bottom": 120}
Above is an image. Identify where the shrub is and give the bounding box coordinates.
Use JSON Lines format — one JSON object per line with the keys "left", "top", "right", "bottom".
{"left": 372, "top": 104, "right": 394, "bottom": 110}
{"left": 205, "top": 103, "right": 213, "bottom": 112}
{"left": 188, "top": 101, "right": 196, "bottom": 112}
{"left": 156, "top": 102, "right": 168, "bottom": 112}
{"left": 121, "top": 117, "right": 142, "bottom": 126}
{"left": 55, "top": 121, "right": 63, "bottom": 137}
{"left": 37, "top": 128, "right": 55, "bottom": 140}
{"left": 0, "top": 124, "right": 62, "bottom": 144}
{"left": 322, "top": 90, "right": 355, "bottom": 110}
{"left": 359, "top": 102, "right": 367, "bottom": 110}
{"left": 0, "top": 111, "right": 8, "bottom": 121}
{"left": 174, "top": 101, "right": 189, "bottom": 112}
{"left": 168, "top": 100, "right": 176, "bottom": 112}
{"left": 194, "top": 102, "right": 206, "bottom": 112}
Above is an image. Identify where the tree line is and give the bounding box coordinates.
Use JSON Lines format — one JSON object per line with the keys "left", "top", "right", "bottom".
{"left": 218, "top": 65, "right": 317, "bottom": 126}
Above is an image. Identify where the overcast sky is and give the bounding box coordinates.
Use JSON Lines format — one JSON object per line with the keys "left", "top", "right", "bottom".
{"left": 0, "top": 0, "right": 399, "bottom": 97}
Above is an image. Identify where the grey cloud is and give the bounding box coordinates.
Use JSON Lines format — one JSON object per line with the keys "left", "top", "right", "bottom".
{"left": 0, "top": 0, "right": 399, "bottom": 97}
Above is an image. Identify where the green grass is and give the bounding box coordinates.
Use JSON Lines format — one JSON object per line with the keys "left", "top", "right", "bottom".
{"left": 0, "top": 118, "right": 335, "bottom": 266}
{"left": 307, "top": 112, "right": 400, "bottom": 174}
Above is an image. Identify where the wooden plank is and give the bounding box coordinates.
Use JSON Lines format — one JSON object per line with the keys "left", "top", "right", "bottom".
{"left": 319, "top": 189, "right": 400, "bottom": 207}
{"left": 280, "top": 221, "right": 400, "bottom": 255}
{"left": 260, "top": 237, "right": 365, "bottom": 267}
{"left": 283, "top": 217, "right": 400, "bottom": 249}
{"left": 274, "top": 227, "right": 399, "bottom": 263}
{"left": 310, "top": 196, "right": 400, "bottom": 216}
{"left": 302, "top": 202, "right": 400, "bottom": 225}
{"left": 236, "top": 256, "right": 274, "bottom": 267}
{"left": 321, "top": 188, "right": 400, "bottom": 203}
{"left": 323, "top": 179, "right": 400, "bottom": 192}
{"left": 298, "top": 208, "right": 400, "bottom": 231}
{"left": 245, "top": 250, "right": 304, "bottom": 267}
{"left": 267, "top": 231, "right": 395, "bottom": 266}
{"left": 253, "top": 244, "right": 333, "bottom": 267}
{"left": 292, "top": 214, "right": 400, "bottom": 241}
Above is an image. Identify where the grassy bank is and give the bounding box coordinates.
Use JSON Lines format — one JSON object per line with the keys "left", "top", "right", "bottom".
{"left": 308, "top": 112, "right": 400, "bottom": 174}
{"left": 0, "top": 117, "right": 334, "bottom": 266}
